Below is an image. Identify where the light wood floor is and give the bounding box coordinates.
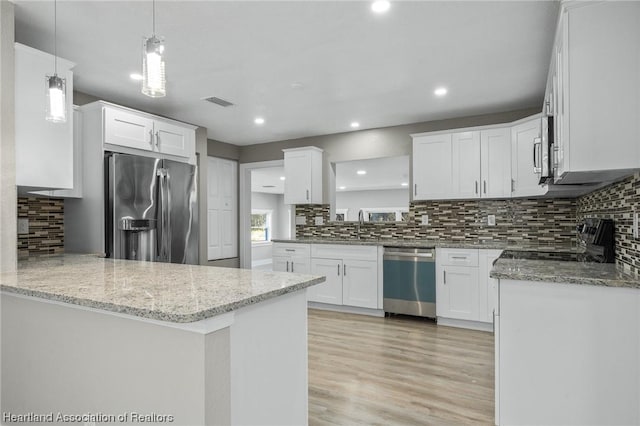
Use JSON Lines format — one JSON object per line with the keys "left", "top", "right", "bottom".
{"left": 308, "top": 309, "right": 495, "bottom": 426}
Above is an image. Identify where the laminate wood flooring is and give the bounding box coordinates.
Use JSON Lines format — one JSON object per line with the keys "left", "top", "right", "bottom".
{"left": 308, "top": 309, "right": 495, "bottom": 426}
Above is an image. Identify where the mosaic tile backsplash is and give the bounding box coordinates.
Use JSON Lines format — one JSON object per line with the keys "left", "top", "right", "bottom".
{"left": 577, "top": 172, "right": 640, "bottom": 276}
{"left": 295, "top": 198, "right": 578, "bottom": 248}
{"left": 17, "top": 197, "right": 64, "bottom": 258}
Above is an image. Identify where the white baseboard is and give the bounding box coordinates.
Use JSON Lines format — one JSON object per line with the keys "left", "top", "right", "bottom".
{"left": 308, "top": 302, "right": 385, "bottom": 317}
{"left": 437, "top": 316, "right": 494, "bottom": 333}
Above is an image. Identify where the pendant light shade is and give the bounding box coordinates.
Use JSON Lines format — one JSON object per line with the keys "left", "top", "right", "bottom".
{"left": 142, "top": 35, "right": 166, "bottom": 97}
{"left": 142, "top": 0, "right": 166, "bottom": 98}
{"left": 45, "top": 0, "right": 67, "bottom": 123}
{"left": 45, "top": 74, "right": 66, "bottom": 123}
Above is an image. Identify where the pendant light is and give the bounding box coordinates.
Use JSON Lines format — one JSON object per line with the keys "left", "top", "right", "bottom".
{"left": 45, "top": 0, "right": 66, "bottom": 123}
{"left": 142, "top": 0, "right": 166, "bottom": 97}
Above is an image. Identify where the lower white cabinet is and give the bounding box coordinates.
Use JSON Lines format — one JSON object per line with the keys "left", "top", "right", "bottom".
{"left": 309, "top": 244, "right": 379, "bottom": 309}
{"left": 272, "top": 243, "right": 311, "bottom": 274}
{"left": 436, "top": 248, "right": 502, "bottom": 330}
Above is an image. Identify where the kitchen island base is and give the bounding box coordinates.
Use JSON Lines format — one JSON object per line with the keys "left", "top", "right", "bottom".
{"left": 1, "top": 289, "right": 308, "bottom": 426}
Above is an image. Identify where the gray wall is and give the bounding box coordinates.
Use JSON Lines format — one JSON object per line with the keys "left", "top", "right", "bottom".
{"left": 1, "top": 0, "right": 16, "bottom": 273}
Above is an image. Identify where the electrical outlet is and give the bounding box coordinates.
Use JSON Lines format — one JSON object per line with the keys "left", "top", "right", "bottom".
{"left": 295, "top": 215, "right": 306, "bottom": 225}
{"left": 487, "top": 215, "right": 496, "bottom": 226}
{"left": 315, "top": 216, "right": 324, "bottom": 226}
{"left": 17, "top": 218, "right": 29, "bottom": 235}
{"left": 421, "top": 214, "right": 429, "bottom": 226}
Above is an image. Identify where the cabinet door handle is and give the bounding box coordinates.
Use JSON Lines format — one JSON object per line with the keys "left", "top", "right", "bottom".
{"left": 414, "top": 184, "right": 417, "bottom": 196}
{"left": 483, "top": 180, "right": 487, "bottom": 194}
{"left": 337, "top": 264, "right": 340, "bottom": 276}
{"left": 475, "top": 181, "right": 478, "bottom": 194}
{"left": 149, "top": 129, "right": 154, "bottom": 146}
{"left": 286, "top": 261, "right": 289, "bottom": 272}
{"left": 343, "top": 264, "right": 347, "bottom": 276}
{"left": 155, "top": 131, "right": 160, "bottom": 148}
{"left": 306, "top": 189, "right": 309, "bottom": 201}
{"left": 511, "top": 179, "right": 515, "bottom": 193}
{"left": 443, "top": 270, "right": 446, "bottom": 284}
{"left": 533, "top": 137, "right": 542, "bottom": 173}
{"left": 291, "top": 262, "right": 294, "bottom": 273}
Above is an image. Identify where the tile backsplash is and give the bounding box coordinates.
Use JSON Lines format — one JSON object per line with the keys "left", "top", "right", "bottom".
{"left": 577, "top": 172, "right": 640, "bottom": 275}
{"left": 296, "top": 198, "right": 578, "bottom": 248}
{"left": 17, "top": 197, "right": 64, "bottom": 258}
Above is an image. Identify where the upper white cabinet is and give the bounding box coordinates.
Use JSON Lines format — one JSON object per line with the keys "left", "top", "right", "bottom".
{"left": 548, "top": 2, "right": 640, "bottom": 184}
{"left": 413, "top": 127, "right": 511, "bottom": 200}
{"left": 511, "top": 117, "right": 548, "bottom": 197}
{"left": 103, "top": 104, "right": 195, "bottom": 160}
{"left": 413, "top": 134, "right": 453, "bottom": 200}
{"left": 15, "top": 43, "right": 75, "bottom": 190}
{"left": 283, "top": 147, "right": 323, "bottom": 204}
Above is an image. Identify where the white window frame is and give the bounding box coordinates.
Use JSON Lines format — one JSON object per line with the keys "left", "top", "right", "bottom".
{"left": 251, "top": 209, "right": 273, "bottom": 245}
{"left": 361, "top": 207, "right": 409, "bottom": 222}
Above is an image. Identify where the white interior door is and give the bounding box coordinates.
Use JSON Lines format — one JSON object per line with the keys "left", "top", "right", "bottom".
{"left": 208, "top": 156, "right": 238, "bottom": 260}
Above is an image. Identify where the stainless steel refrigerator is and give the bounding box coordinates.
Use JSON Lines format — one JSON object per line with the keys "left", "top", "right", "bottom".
{"left": 105, "top": 152, "right": 198, "bottom": 265}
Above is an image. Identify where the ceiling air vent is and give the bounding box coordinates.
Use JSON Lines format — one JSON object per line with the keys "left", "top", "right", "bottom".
{"left": 203, "top": 96, "right": 234, "bottom": 107}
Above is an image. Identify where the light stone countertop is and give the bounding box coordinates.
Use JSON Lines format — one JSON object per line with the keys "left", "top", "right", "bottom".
{"left": 491, "top": 258, "right": 639, "bottom": 289}
{"left": 272, "top": 238, "right": 581, "bottom": 252}
{"left": 0, "top": 255, "right": 325, "bottom": 323}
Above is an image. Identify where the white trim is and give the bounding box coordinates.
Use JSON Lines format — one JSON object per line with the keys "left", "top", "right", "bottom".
{"left": 307, "top": 302, "right": 385, "bottom": 317}
{"left": 239, "top": 160, "right": 285, "bottom": 269}
{"left": 436, "top": 316, "right": 494, "bottom": 333}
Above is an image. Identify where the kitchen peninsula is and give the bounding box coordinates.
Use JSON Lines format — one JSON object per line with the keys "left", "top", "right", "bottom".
{"left": 0, "top": 255, "right": 324, "bottom": 425}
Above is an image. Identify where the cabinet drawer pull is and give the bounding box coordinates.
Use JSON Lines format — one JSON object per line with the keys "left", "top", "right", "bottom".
{"left": 285, "top": 249, "right": 295, "bottom": 252}
{"left": 451, "top": 256, "right": 468, "bottom": 260}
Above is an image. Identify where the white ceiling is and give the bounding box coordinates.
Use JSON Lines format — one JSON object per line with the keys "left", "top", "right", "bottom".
{"left": 14, "top": 1, "right": 559, "bottom": 146}
{"left": 336, "top": 155, "right": 409, "bottom": 192}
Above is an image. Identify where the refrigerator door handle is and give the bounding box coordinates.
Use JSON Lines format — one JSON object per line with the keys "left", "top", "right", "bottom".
{"left": 157, "top": 168, "right": 172, "bottom": 262}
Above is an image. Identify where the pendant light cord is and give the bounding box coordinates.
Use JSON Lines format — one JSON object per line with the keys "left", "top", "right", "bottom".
{"left": 54, "top": 0, "right": 57, "bottom": 75}
{"left": 152, "top": 0, "right": 156, "bottom": 36}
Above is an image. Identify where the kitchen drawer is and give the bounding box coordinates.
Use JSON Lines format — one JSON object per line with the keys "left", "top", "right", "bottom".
{"left": 311, "top": 244, "right": 377, "bottom": 261}
{"left": 437, "top": 248, "right": 479, "bottom": 267}
{"left": 272, "top": 243, "right": 311, "bottom": 257}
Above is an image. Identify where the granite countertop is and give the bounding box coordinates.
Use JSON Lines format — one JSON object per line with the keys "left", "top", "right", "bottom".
{"left": 0, "top": 255, "right": 325, "bottom": 323}
{"left": 491, "top": 258, "right": 639, "bottom": 289}
{"left": 272, "top": 238, "right": 581, "bottom": 252}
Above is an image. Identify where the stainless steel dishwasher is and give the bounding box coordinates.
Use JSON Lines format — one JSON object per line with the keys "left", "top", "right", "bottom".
{"left": 383, "top": 247, "right": 436, "bottom": 318}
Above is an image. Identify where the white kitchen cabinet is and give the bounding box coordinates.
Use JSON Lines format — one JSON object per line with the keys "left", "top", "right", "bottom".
{"left": 308, "top": 258, "right": 344, "bottom": 305}
{"left": 511, "top": 116, "right": 548, "bottom": 197}
{"left": 497, "top": 279, "right": 640, "bottom": 425}
{"left": 436, "top": 248, "right": 501, "bottom": 331}
{"left": 451, "top": 131, "right": 481, "bottom": 199}
{"left": 283, "top": 147, "right": 323, "bottom": 204}
{"left": 309, "top": 244, "right": 378, "bottom": 309}
{"left": 480, "top": 128, "right": 511, "bottom": 198}
{"left": 547, "top": 2, "right": 640, "bottom": 184}
{"left": 272, "top": 243, "right": 311, "bottom": 275}
{"left": 102, "top": 103, "right": 196, "bottom": 161}
{"left": 412, "top": 133, "right": 453, "bottom": 200}
{"left": 413, "top": 127, "right": 511, "bottom": 200}
{"left": 207, "top": 157, "right": 238, "bottom": 260}
{"left": 15, "top": 43, "right": 75, "bottom": 191}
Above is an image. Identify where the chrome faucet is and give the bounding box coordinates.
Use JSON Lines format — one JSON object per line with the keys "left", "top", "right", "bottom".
{"left": 356, "top": 209, "right": 365, "bottom": 240}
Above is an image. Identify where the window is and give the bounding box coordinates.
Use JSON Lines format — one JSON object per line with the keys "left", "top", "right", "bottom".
{"left": 362, "top": 207, "right": 409, "bottom": 223}
{"left": 334, "top": 209, "right": 348, "bottom": 222}
{"left": 251, "top": 210, "right": 272, "bottom": 242}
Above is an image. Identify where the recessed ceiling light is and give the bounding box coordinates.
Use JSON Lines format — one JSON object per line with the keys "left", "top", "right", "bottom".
{"left": 279, "top": 176, "right": 285, "bottom": 181}
{"left": 434, "top": 87, "right": 448, "bottom": 97}
{"left": 130, "top": 73, "right": 143, "bottom": 81}
{"left": 339, "top": 186, "right": 346, "bottom": 190}
{"left": 350, "top": 122, "right": 360, "bottom": 128}
{"left": 401, "top": 182, "right": 409, "bottom": 186}
{"left": 254, "top": 117, "right": 265, "bottom": 125}
{"left": 371, "top": 0, "right": 391, "bottom": 14}
{"left": 357, "top": 170, "right": 367, "bottom": 175}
